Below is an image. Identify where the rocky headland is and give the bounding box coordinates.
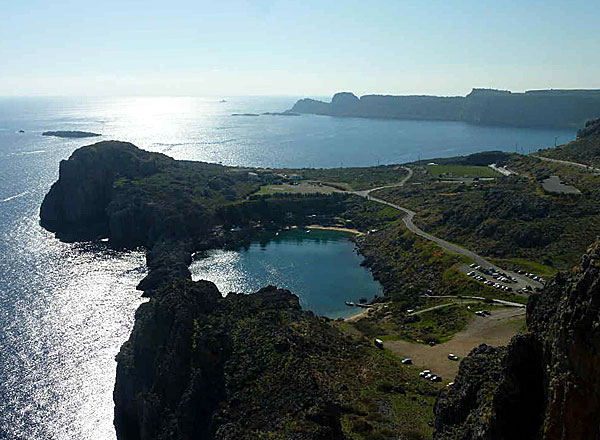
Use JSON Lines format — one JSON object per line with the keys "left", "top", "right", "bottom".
{"left": 114, "top": 281, "right": 352, "bottom": 440}
{"left": 290, "top": 89, "right": 600, "bottom": 128}
{"left": 40, "top": 140, "right": 350, "bottom": 293}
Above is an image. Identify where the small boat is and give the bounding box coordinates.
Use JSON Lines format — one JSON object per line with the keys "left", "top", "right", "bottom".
{"left": 219, "top": 99, "right": 227, "bottom": 103}
{"left": 344, "top": 301, "right": 355, "bottom": 307}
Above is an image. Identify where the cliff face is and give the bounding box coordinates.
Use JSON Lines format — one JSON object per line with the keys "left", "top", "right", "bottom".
{"left": 433, "top": 240, "right": 600, "bottom": 439}
{"left": 40, "top": 141, "right": 166, "bottom": 241}
{"left": 290, "top": 89, "right": 600, "bottom": 128}
{"left": 114, "top": 281, "right": 352, "bottom": 440}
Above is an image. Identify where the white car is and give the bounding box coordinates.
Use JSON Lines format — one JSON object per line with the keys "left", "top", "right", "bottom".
{"left": 448, "top": 354, "right": 459, "bottom": 361}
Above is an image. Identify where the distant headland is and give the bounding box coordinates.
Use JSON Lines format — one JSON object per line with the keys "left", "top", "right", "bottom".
{"left": 42, "top": 130, "right": 101, "bottom": 138}
{"left": 289, "top": 89, "right": 600, "bottom": 129}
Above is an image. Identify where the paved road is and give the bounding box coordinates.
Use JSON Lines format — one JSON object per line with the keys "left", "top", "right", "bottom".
{"left": 352, "top": 166, "right": 414, "bottom": 197}
{"left": 532, "top": 155, "right": 600, "bottom": 174}
{"left": 349, "top": 167, "right": 542, "bottom": 290}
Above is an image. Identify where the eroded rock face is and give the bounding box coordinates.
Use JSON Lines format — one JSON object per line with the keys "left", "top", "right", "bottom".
{"left": 40, "top": 141, "right": 166, "bottom": 241}
{"left": 113, "top": 281, "right": 349, "bottom": 440}
{"left": 434, "top": 241, "right": 600, "bottom": 439}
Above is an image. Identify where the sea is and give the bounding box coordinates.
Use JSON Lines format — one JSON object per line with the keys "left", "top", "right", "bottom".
{"left": 0, "top": 96, "right": 576, "bottom": 439}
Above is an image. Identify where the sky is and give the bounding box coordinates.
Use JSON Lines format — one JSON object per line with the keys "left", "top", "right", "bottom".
{"left": 1, "top": 0, "right": 599, "bottom": 97}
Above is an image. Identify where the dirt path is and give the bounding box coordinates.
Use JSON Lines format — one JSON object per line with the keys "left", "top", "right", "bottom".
{"left": 384, "top": 307, "right": 525, "bottom": 380}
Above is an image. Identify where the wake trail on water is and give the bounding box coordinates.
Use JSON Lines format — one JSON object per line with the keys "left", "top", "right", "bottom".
{"left": 0, "top": 192, "right": 28, "bottom": 203}
{"left": 8, "top": 150, "right": 46, "bottom": 156}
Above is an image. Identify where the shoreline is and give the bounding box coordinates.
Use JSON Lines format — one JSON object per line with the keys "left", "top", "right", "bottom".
{"left": 306, "top": 224, "right": 363, "bottom": 235}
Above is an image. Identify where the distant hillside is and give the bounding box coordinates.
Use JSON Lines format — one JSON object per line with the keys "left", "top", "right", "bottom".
{"left": 537, "top": 117, "right": 600, "bottom": 166}
{"left": 290, "top": 89, "right": 600, "bottom": 129}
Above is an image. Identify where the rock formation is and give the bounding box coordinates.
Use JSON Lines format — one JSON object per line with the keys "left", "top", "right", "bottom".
{"left": 114, "top": 281, "right": 352, "bottom": 440}
{"left": 40, "top": 141, "right": 167, "bottom": 242}
{"left": 42, "top": 130, "right": 102, "bottom": 138}
{"left": 433, "top": 240, "right": 600, "bottom": 439}
{"left": 290, "top": 89, "right": 600, "bottom": 128}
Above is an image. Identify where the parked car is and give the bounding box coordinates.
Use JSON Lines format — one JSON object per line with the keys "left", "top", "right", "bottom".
{"left": 419, "top": 369, "right": 431, "bottom": 377}
{"left": 401, "top": 358, "right": 413, "bottom": 365}
{"left": 374, "top": 338, "right": 384, "bottom": 349}
{"left": 448, "top": 354, "right": 459, "bottom": 361}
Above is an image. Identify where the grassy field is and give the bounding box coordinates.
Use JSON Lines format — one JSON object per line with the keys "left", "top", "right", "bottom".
{"left": 274, "top": 165, "right": 409, "bottom": 191}
{"left": 489, "top": 257, "right": 559, "bottom": 278}
{"left": 349, "top": 300, "right": 505, "bottom": 345}
{"left": 426, "top": 164, "right": 500, "bottom": 178}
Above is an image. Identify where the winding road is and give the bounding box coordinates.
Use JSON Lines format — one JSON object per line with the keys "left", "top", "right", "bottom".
{"left": 532, "top": 155, "right": 600, "bottom": 174}
{"left": 349, "top": 167, "right": 542, "bottom": 289}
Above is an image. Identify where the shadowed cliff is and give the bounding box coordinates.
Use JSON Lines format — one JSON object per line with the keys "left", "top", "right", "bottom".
{"left": 291, "top": 89, "right": 600, "bottom": 129}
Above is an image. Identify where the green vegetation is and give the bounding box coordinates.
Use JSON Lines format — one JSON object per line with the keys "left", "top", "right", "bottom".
{"left": 273, "top": 165, "right": 409, "bottom": 190}
{"left": 255, "top": 184, "right": 293, "bottom": 195}
{"left": 537, "top": 131, "right": 600, "bottom": 167}
{"left": 489, "top": 257, "right": 558, "bottom": 278}
{"left": 426, "top": 164, "right": 499, "bottom": 179}
{"left": 373, "top": 155, "right": 600, "bottom": 270}
{"left": 350, "top": 301, "right": 503, "bottom": 345}
{"left": 336, "top": 346, "right": 438, "bottom": 439}
{"left": 356, "top": 224, "right": 525, "bottom": 305}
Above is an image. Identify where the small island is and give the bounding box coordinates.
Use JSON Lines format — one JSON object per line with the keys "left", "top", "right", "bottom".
{"left": 42, "top": 130, "right": 102, "bottom": 138}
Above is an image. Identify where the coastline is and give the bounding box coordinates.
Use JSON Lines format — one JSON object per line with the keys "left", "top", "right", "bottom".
{"left": 306, "top": 224, "right": 363, "bottom": 235}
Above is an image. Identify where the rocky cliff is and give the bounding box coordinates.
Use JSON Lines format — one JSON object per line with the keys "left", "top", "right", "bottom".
{"left": 290, "top": 89, "right": 600, "bottom": 128}
{"left": 40, "top": 141, "right": 167, "bottom": 241}
{"left": 114, "top": 281, "right": 355, "bottom": 440}
{"left": 433, "top": 240, "right": 600, "bottom": 439}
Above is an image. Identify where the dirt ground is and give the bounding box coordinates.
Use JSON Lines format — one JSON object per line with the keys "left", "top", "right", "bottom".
{"left": 384, "top": 307, "right": 525, "bottom": 380}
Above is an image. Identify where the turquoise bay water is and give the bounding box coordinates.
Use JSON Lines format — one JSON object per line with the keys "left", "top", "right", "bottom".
{"left": 0, "top": 96, "right": 576, "bottom": 439}
{"left": 190, "top": 229, "right": 383, "bottom": 319}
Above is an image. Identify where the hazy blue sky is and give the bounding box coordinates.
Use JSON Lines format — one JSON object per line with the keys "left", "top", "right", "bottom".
{"left": 2, "top": 0, "right": 599, "bottom": 97}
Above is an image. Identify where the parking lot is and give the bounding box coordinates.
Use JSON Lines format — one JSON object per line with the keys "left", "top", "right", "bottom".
{"left": 385, "top": 307, "right": 525, "bottom": 380}
{"left": 458, "top": 263, "right": 544, "bottom": 294}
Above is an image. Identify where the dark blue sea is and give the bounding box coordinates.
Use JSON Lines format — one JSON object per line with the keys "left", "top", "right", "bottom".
{"left": 0, "top": 96, "right": 575, "bottom": 439}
